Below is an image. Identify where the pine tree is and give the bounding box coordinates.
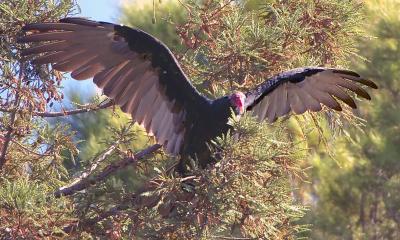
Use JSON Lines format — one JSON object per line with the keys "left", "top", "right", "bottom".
{"left": 1, "top": 0, "right": 366, "bottom": 238}
{"left": 0, "top": 1, "right": 80, "bottom": 238}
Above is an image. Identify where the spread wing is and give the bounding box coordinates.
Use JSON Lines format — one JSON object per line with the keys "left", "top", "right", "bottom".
{"left": 244, "top": 67, "right": 378, "bottom": 122}
{"left": 19, "top": 17, "right": 211, "bottom": 155}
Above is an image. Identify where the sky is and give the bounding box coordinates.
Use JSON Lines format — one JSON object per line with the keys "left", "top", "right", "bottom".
{"left": 76, "top": 0, "right": 121, "bottom": 22}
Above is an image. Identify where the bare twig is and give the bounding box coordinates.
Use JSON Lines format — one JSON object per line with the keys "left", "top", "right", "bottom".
{"left": 53, "top": 144, "right": 162, "bottom": 198}
{"left": 0, "top": 101, "right": 114, "bottom": 117}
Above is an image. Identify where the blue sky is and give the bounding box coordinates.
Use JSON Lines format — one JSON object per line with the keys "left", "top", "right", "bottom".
{"left": 76, "top": 0, "right": 120, "bottom": 22}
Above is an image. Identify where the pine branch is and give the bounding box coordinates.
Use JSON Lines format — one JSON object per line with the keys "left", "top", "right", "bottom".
{"left": 53, "top": 144, "right": 162, "bottom": 198}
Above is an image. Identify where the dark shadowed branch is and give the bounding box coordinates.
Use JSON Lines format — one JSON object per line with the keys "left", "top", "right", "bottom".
{"left": 53, "top": 144, "right": 162, "bottom": 198}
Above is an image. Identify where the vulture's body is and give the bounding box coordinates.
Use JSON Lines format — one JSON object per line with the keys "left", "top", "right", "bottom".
{"left": 180, "top": 97, "right": 233, "bottom": 170}
{"left": 19, "top": 18, "right": 377, "bottom": 172}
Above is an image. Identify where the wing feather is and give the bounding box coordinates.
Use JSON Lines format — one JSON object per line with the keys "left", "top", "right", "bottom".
{"left": 33, "top": 50, "right": 87, "bottom": 64}
{"left": 21, "top": 41, "right": 70, "bottom": 55}
{"left": 136, "top": 83, "right": 159, "bottom": 125}
{"left": 276, "top": 84, "right": 291, "bottom": 117}
{"left": 245, "top": 67, "right": 377, "bottom": 122}
{"left": 22, "top": 22, "right": 94, "bottom": 31}
{"left": 258, "top": 97, "right": 269, "bottom": 121}
{"left": 71, "top": 61, "right": 103, "bottom": 80}
{"left": 114, "top": 62, "right": 153, "bottom": 106}
{"left": 150, "top": 101, "right": 170, "bottom": 139}
{"left": 173, "top": 134, "right": 184, "bottom": 154}
{"left": 131, "top": 74, "right": 158, "bottom": 120}
{"left": 266, "top": 88, "right": 280, "bottom": 122}
{"left": 157, "top": 112, "right": 174, "bottom": 144}
{"left": 103, "top": 61, "right": 138, "bottom": 97}
{"left": 166, "top": 134, "right": 179, "bottom": 154}
{"left": 333, "top": 78, "right": 372, "bottom": 100}
{"left": 288, "top": 84, "right": 307, "bottom": 114}
{"left": 294, "top": 82, "right": 322, "bottom": 112}
{"left": 312, "top": 79, "right": 357, "bottom": 108}
{"left": 144, "top": 94, "right": 164, "bottom": 134}
{"left": 93, "top": 61, "right": 130, "bottom": 88}
{"left": 20, "top": 18, "right": 209, "bottom": 155}
{"left": 299, "top": 77, "right": 342, "bottom": 111}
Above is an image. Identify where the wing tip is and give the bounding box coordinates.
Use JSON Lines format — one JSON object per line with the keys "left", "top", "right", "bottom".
{"left": 333, "top": 69, "right": 378, "bottom": 90}
{"left": 332, "top": 69, "right": 360, "bottom": 78}
{"left": 362, "top": 78, "right": 378, "bottom": 89}
{"left": 347, "top": 100, "right": 358, "bottom": 109}
{"left": 331, "top": 104, "right": 343, "bottom": 112}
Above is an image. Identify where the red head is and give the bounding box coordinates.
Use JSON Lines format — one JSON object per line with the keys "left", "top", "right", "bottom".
{"left": 229, "top": 92, "right": 246, "bottom": 115}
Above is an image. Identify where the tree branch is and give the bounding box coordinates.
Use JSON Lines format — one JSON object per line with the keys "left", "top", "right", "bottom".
{"left": 0, "top": 62, "right": 24, "bottom": 170}
{"left": 0, "top": 101, "right": 114, "bottom": 117}
{"left": 35, "top": 101, "right": 114, "bottom": 117}
{"left": 53, "top": 144, "right": 162, "bottom": 198}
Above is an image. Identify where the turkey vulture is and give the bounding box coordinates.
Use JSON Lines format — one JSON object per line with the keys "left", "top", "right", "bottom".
{"left": 19, "top": 18, "right": 377, "bottom": 172}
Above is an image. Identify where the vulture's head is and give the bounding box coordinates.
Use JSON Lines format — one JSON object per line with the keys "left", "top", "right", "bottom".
{"left": 229, "top": 92, "right": 246, "bottom": 115}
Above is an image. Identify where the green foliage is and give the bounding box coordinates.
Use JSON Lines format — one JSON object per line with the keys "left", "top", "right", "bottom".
{"left": 209, "top": 115, "right": 308, "bottom": 238}
{"left": 0, "top": 0, "right": 82, "bottom": 238}
{"left": 0, "top": 0, "right": 79, "bottom": 179}
{"left": 174, "top": 0, "right": 364, "bottom": 97}
{"left": 301, "top": 0, "right": 400, "bottom": 239}
{"left": 120, "top": 0, "right": 188, "bottom": 52}
{"left": 0, "top": 177, "right": 75, "bottom": 238}
{"left": 120, "top": 115, "right": 307, "bottom": 239}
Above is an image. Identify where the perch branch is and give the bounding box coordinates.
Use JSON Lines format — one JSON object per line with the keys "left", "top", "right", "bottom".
{"left": 53, "top": 144, "right": 162, "bottom": 198}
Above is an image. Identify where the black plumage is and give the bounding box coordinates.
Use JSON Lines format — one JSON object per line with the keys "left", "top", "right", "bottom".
{"left": 19, "top": 18, "right": 378, "bottom": 171}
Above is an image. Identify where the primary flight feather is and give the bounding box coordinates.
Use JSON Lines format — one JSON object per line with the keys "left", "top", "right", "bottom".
{"left": 19, "top": 18, "right": 377, "bottom": 172}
